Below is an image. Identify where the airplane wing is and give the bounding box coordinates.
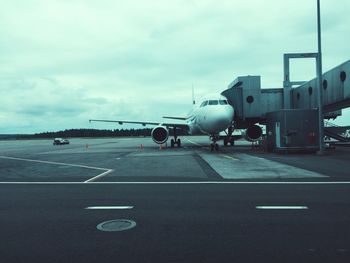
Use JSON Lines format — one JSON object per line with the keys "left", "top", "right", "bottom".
{"left": 89, "top": 119, "right": 189, "bottom": 129}
{"left": 162, "top": 116, "right": 187, "bottom": 120}
{"left": 89, "top": 119, "right": 159, "bottom": 126}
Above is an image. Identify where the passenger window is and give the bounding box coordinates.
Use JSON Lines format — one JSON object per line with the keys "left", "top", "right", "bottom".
{"left": 208, "top": 100, "right": 218, "bottom": 105}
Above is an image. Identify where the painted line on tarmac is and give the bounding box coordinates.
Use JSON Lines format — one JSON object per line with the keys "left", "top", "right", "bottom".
{"left": 1, "top": 181, "right": 350, "bottom": 184}
{"left": 0, "top": 155, "right": 113, "bottom": 183}
{"left": 85, "top": 206, "right": 134, "bottom": 210}
{"left": 222, "top": 155, "right": 239, "bottom": 161}
{"left": 256, "top": 206, "right": 308, "bottom": 210}
{"left": 0, "top": 155, "right": 110, "bottom": 171}
{"left": 84, "top": 169, "right": 114, "bottom": 183}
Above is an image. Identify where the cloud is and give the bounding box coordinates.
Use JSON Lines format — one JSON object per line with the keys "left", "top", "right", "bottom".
{"left": 0, "top": 0, "right": 349, "bottom": 133}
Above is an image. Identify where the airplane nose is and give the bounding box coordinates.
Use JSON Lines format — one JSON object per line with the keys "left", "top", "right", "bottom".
{"left": 215, "top": 110, "right": 232, "bottom": 128}
{"left": 206, "top": 106, "right": 234, "bottom": 133}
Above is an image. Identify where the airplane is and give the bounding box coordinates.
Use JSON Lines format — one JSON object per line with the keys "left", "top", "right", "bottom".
{"left": 90, "top": 94, "right": 235, "bottom": 151}
{"left": 89, "top": 93, "right": 263, "bottom": 151}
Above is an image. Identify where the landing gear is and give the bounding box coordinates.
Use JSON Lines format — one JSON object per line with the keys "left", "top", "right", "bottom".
{"left": 210, "top": 142, "right": 219, "bottom": 152}
{"left": 223, "top": 126, "right": 235, "bottom": 147}
{"left": 230, "top": 137, "right": 235, "bottom": 146}
{"left": 224, "top": 137, "right": 235, "bottom": 146}
{"left": 170, "top": 128, "right": 181, "bottom": 148}
{"left": 210, "top": 134, "right": 220, "bottom": 152}
{"left": 171, "top": 138, "right": 181, "bottom": 147}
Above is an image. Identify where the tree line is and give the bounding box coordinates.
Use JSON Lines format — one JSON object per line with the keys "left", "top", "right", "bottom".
{"left": 33, "top": 128, "right": 154, "bottom": 138}
{"left": 0, "top": 128, "right": 186, "bottom": 140}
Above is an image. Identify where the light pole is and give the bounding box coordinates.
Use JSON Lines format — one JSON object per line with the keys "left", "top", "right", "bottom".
{"left": 316, "top": 0, "right": 325, "bottom": 154}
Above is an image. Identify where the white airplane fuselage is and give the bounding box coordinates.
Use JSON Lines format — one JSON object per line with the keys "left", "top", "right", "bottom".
{"left": 186, "top": 95, "right": 234, "bottom": 135}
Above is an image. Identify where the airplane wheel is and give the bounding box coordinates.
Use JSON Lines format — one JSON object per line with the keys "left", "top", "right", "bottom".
{"left": 171, "top": 139, "right": 175, "bottom": 148}
{"left": 215, "top": 143, "right": 219, "bottom": 151}
{"left": 210, "top": 144, "right": 214, "bottom": 152}
{"left": 177, "top": 139, "right": 181, "bottom": 147}
{"left": 230, "top": 138, "right": 235, "bottom": 146}
{"left": 224, "top": 139, "right": 228, "bottom": 146}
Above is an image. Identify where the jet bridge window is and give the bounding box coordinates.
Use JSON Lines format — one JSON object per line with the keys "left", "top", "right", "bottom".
{"left": 219, "top": 100, "right": 228, "bottom": 105}
{"left": 208, "top": 100, "right": 219, "bottom": 105}
{"left": 200, "top": 101, "right": 208, "bottom": 107}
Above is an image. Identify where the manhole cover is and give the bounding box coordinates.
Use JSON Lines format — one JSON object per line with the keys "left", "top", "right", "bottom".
{"left": 97, "top": 219, "right": 137, "bottom": 232}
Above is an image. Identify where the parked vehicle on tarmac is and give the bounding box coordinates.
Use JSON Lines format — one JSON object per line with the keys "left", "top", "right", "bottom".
{"left": 53, "top": 138, "right": 69, "bottom": 145}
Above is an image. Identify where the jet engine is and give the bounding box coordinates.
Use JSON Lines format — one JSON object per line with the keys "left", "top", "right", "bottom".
{"left": 151, "top": 126, "right": 169, "bottom": 144}
{"left": 242, "top": 124, "right": 262, "bottom": 142}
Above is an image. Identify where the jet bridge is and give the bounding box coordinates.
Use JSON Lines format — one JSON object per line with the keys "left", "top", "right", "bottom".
{"left": 222, "top": 75, "right": 283, "bottom": 125}
{"left": 222, "top": 54, "right": 350, "bottom": 152}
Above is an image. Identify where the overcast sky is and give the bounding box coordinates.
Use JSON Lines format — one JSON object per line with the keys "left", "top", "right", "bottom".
{"left": 1, "top": 0, "right": 349, "bottom": 134}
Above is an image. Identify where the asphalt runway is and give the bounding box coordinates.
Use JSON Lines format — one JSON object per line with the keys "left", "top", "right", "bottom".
{"left": 0, "top": 136, "right": 349, "bottom": 262}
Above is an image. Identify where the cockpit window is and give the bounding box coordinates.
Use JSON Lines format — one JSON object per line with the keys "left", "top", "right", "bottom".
{"left": 200, "top": 101, "right": 208, "bottom": 107}
{"left": 219, "top": 100, "right": 228, "bottom": 105}
{"left": 208, "top": 100, "right": 219, "bottom": 105}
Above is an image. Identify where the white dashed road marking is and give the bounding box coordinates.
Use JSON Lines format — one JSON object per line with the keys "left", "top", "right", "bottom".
{"left": 85, "top": 206, "right": 134, "bottom": 210}
{"left": 256, "top": 206, "right": 308, "bottom": 210}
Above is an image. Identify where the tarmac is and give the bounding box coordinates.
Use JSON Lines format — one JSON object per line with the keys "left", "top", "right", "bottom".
{"left": 0, "top": 136, "right": 349, "bottom": 262}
